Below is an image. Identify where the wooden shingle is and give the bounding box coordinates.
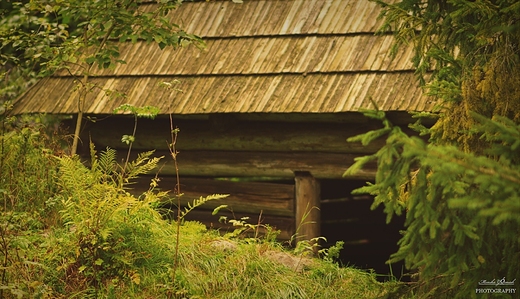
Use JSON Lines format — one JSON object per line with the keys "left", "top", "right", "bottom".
{"left": 12, "top": 0, "right": 434, "bottom": 115}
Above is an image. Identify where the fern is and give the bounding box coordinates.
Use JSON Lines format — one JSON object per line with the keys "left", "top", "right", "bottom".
{"left": 180, "top": 194, "right": 229, "bottom": 219}
{"left": 53, "top": 145, "right": 179, "bottom": 290}
{"left": 56, "top": 155, "right": 94, "bottom": 193}
{"left": 97, "top": 147, "right": 117, "bottom": 183}
{"left": 59, "top": 196, "right": 78, "bottom": 226}
{"left": 85, "top": 143, "right": 163, "bottom": 188}
{"left": 123, "top": 150, "right": 163, "bottom": 184}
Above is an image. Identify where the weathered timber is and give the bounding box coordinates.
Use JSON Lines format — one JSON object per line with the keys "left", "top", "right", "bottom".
{"left": 79, "top": 116, "right": 386, "bottom": 154}
{"left": 232, "top": 111, "right": 432, "bottom": 126}
{"left": 131, "top": 176, "right": 294, "bottom": 217}
{"left": 294, "top": 171, "right": 320, "bottom": 244}
{"left": 114, "top": 149, "right": 377, "bottom": 179}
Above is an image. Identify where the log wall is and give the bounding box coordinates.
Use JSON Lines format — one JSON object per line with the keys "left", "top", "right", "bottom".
{"left": 130, "top": 176, "right": 295, "bottom": 239}
{"left": 72, "top": 113, "right": 388, "bottom": 242}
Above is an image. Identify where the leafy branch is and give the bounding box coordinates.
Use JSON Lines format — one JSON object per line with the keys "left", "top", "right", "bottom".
{"left": 113, "top": 104, "right": 160, "bottom": 178}
{"left": 1, "top": 0, "right": 205, "bottom": 156}
{"left": 344, "top": 109, "right": 520, "bottom": 297}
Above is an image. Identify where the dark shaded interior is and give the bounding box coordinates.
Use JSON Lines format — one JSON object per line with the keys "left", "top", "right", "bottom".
{"left": 320, "top": 179, "right": 408, "bottom": 282}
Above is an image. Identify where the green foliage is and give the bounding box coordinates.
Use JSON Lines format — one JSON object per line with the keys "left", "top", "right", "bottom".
{"left": 363, "top": 1, "right": 520, "bottom": 297}
{"left": 49, "top": 147, "right": 176, "bottom": 295}
{"left": 373, "top": 0, "right": 520, "bottom": 148}
{"left": 345, "top": 111, "right": 520, "bottom": 298}
{"left": 172, "top": 237, "right": 393, "bottom": 299}
{"left": 213, "top": 205, "right": 280, "bottom": 241}
{"left": 88, "top": 142, "right": 163, "bottom": 190}
{"left": 0, "top": 119, "right": 59, "bottom": 214}
{"left": 0, "top": 120, "right": 62, "bottom": 298}
{"left": 1, "top": 0, "right": 206, "bottom": 154}
{"left": 319, "top": 240, "right": 344, "bottom": 263}
{"left": 0, "top": 211, "right": 51, "bottom": 299}
{"left": 1, "top": 0, "right": 204, "bottom": 75}
{"left": 113, "top": 104, "right": 161, "bottom": 120}
{"left": 46, "top": 145, "right": 232, "bottom": 296}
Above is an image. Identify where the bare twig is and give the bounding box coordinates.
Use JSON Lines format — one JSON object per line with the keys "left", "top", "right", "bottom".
{"left": 167, "top": 114, "right": 182, "bottom": 287}
{"left": 255, "top": 210, "right": 263, "bottom": 239}
{"left": 121, "top": 113, "right": 138, "bottom": 181}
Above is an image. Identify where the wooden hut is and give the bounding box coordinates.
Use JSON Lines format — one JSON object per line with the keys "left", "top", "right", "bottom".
{"left": 12, "top": 0, "right": 435, "bottom": 275}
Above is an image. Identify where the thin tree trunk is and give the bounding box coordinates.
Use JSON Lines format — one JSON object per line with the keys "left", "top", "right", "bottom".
{"left": 70, "top": 24, "right": 115, "bottom": 156}
{"left": 70, "top": 111, "right": 83, "bottom": 156}
{"left": 71, "top": 73, "right": 87, "bottom": 156}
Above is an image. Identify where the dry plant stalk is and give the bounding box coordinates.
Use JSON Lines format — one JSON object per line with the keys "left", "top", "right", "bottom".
{"left": 167, "top": 114, "right": 182, "bottom": 287}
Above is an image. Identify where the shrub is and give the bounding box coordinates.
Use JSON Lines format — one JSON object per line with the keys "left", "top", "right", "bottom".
{"left": 346, "top": 110, "right": 520, "bottom": 298}
{"left": 0, "top": 123, "right": 59, "bottom": 214}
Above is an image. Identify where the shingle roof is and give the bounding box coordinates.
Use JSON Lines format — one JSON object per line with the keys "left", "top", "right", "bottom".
{"left": 12, "top": 0, "right": 435, "bottom": 115}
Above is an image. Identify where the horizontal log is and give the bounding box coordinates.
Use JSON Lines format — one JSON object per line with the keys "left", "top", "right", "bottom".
{"left": 115, "top": 149, "right": 377, "bottom": 179}
{"left": 130, "top": 176, "right": 294, "bottom": 217}
{"left": 76, "top": 117, "right": 386, "bottom": 154}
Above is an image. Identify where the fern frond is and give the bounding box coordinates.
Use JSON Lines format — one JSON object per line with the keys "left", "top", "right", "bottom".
{"left": 125, "top": 151, "right": 163, "bottom": 182}
{"left": 180, "top": 194, "right": 229, "bottom": 219}
{"left": 135, "top": 150, "right": 155, "bottom": 165}
{"left": 57, "top": 155, "right": 93, "bottom": 191}
{"left": 94, "top": 147, "right": 117, "bottom": 184}
{"left": 212, "top": 204, "right": 229, "bottom": 215}
{"left": 98, "top": 147, "right": 117, "bottom": 175}
{"left": 59, "top": 196, "right": 78, "bottom": 225}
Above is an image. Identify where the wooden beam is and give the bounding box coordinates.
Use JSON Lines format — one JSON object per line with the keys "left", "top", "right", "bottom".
{"left": 129, "top": 176, "right": 294, "bottom": 217}
{"left": 294, "top": 171, "right": 320, "bottom": 246}
{"left": 78, "top": 117, "right": 386, "bottom": 154}
{"left": 114, "top": 149, "right": 377, "bottom": 179}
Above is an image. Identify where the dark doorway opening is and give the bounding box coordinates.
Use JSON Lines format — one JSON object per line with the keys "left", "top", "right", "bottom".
{"left": 320, "top": 179, "right": 408, "bottom": 282}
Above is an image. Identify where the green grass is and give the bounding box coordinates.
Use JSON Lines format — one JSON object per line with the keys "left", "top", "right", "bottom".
{"left": 167, "top": 222, "right": 399, "bottom": 299}
{"left": 1, "top": 204, "right": 405, "bottom": 298}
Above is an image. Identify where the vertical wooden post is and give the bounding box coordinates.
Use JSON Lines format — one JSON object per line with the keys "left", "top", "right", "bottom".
{"left": 294, "top": 171, "right": 321, "bottom": 247}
